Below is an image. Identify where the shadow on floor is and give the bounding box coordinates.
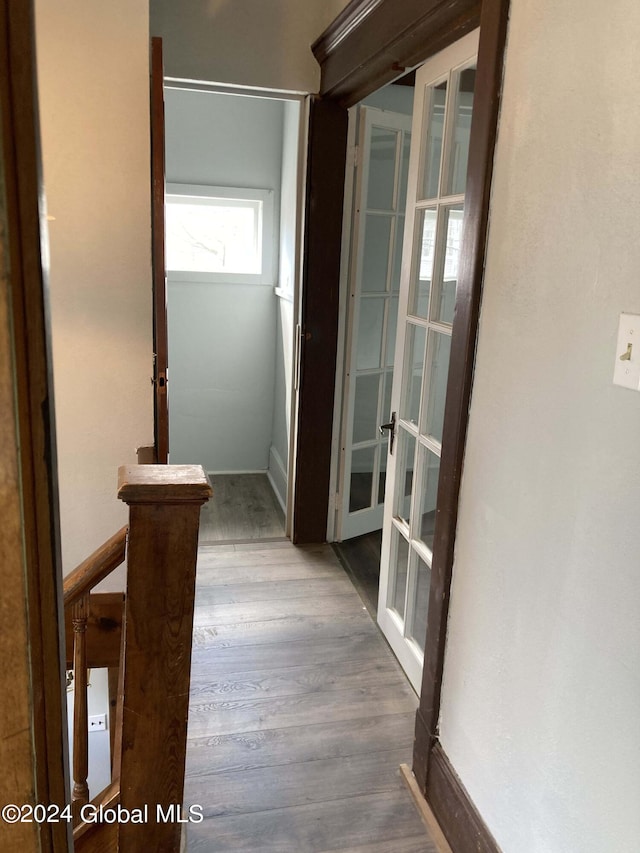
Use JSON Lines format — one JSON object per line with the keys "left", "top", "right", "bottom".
{"left": 332, "top": 529, "right": 382, "bottom": 618}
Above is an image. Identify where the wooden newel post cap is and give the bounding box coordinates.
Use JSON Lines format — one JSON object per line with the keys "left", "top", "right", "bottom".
{"left": 117, "top": 464, "right": 212, "bottom": 506}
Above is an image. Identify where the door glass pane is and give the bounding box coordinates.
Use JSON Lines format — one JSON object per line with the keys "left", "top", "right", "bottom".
{"left": 396, "top": 428, "right": 416, "bottom": 527}
{"left": 385, "top": 296, "right": 399, "bottom": 367}
{"left": 362, "top": 215, "right": 391, "bottom": 292}
{"left": 409, "top": 209, "right": 437, "bottom": 319}
{"left": 401, "top": 323, "right": 426, "bottom": 426}
{"left": 353, "top": 373, "right": 381, "bottom": 444}
{"left": 378, "top": 439, "right": 388, "bottom": 505}
{"left": 431, "top": 205, "right": 463, "bottom": 325}
{"left": 367, "top": 128, "right": 399, "bottom": 211}
{"left": 390, "top": 528, "right": 410, "bottom": 619}
{"left": 424, "top": 331, "right": 452, "bottom": 444}
{"left": 416, "top": 446, "right": 440, "bottom": 553}
{"left": 349, "top": 445, "right": 376, "bottom": 512}
{"left": 382, "top": 370, "right": 393, "bottom": 425}
{"left": 409, "top": 554, "right": 431, "bottom": 652}
{"left": 398, "top": 131, "right": 411, "bottom": 211}
{"left": 444, "top": 66, "right": 476, "bottom": 196}
{"left": 356, "top": 297, "right": 385, "bottom": 369}
{"left": 391, "top": 217, "right": 404, "bottom": 293}
{"left": 421, "top": 81, "right": 447, "bottom": 200}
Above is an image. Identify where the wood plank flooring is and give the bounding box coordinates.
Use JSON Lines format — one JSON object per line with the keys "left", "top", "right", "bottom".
{"left": 184, "top": 539, "right": 438, "bottom": 852}
{"left": 199, "top": 474, "right": 286, "bottom": 543}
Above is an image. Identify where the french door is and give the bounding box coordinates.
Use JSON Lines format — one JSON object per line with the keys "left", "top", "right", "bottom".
{"left": 338, "top": 106, "right": 412, "bottom": 541}
{"left": 377, "top": 31, "right": 479, "bottom": 691}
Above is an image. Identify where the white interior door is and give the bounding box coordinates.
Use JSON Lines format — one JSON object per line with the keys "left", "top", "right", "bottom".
{"left": 338, "top": 106, "right": 412, "bottom": 541}
{"left": 377, "top": 31, "right": 479, "bottom": 691}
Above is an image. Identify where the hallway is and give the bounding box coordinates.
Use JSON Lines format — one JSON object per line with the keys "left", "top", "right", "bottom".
{"left": 183, "top": 538, "right": 439, "bottom": 852}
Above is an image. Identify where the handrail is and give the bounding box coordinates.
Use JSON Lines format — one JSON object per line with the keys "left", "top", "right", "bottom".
{"left": 63, "top": 526, "right": 128, "bottom": 607}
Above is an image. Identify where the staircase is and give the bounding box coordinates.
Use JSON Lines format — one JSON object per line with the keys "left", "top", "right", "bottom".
{"left": 63, "top": 465, "right": 211, "bottom": 852}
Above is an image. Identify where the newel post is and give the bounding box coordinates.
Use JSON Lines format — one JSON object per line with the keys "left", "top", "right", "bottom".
{"left": 117, "top": 465, "right": 211, "bottom": 853}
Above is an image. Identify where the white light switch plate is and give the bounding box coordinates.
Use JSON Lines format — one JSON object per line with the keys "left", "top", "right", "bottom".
{"left": 613, "top": 313, "right": 640, "bottom": 391}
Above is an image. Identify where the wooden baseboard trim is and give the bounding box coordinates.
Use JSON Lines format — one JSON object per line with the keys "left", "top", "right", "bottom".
{"left": 425, "top": 743, "right": 502, "bottom": 853}
{"left": 400, "top": 764, "right": 453, "bottom": 853}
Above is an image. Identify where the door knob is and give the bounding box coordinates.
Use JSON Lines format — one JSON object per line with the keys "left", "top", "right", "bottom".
{"left": 379, "top": 411, "right": 396, "bottom": 454}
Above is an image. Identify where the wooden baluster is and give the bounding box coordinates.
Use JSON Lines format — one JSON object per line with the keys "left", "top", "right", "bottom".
{"left": 117, "top": 464, "right": 211, "bottom": 853}
{"left": 71, "top": 593, "right": 90, "bottom": 822}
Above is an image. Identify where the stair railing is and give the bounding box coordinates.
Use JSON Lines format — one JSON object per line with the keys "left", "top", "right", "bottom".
{"left": 62, "top": 464, "right": 211, "bottom": 852}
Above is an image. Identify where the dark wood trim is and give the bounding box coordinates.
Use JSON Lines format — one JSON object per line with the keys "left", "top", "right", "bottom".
{"left": 65, "top": 593, "right": 125, "bottom": 670}
{"left": 151, "top": 36, "right": 169, "bottom": 463}
{"left": 292, "top": 97, "right": 348, "bottom": 544}
{"left": 117, "top": 464, "right": 211, "bottom": 852}
{"left": 63, "top": 526, "right": 128, "bottom": 607}
{"left": 425, "top": 743, "right": 502, "bottom": 853}
{"left": 312, "top": 0, "right": 385, "bottom": 63}
{"left": 414, "top": 0, "right": 510, "bottom": 791}
{"left": 313, "top": 0, "right": 481, "bottom": 106}
{"left": 0, "top": 1, "right": 69, "bottom": 849}
{"left": 308, "top": 0, "right": 511, "bottom": 837}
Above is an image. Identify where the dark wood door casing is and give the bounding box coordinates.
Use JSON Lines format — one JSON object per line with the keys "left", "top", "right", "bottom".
{"left": 303, "top": 0, "right": 511, "bottom": 832}
{"left": 151, "top": 36, "right": 169, "bottom": 464}
{"left": 295, "top": 0, "right": 487, "bottom": 547}
{"left": 414, "top": 0, "right": 510, "bottom": 795}
{"left": 0, "top": 1, "right": 70, "bottom": 849}
{"left": 292, "top": 97, "right": 348, "bottom": 544}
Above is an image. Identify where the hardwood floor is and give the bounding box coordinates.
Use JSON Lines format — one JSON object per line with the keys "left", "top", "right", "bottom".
{"left": 184, "top": 539, "right": 438, "bottom": 852}
{"left": 200, "top": 474, "right": 286, "bottom": 543}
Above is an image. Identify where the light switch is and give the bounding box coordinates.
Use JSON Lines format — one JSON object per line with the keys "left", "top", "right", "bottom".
{"left": 613, "top": 313, "right": 640, "bottom": 391}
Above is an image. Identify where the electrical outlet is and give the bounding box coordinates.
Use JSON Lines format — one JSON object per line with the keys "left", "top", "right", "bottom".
{"left": 88, "top": 713, "right": 106, "bottom": 733}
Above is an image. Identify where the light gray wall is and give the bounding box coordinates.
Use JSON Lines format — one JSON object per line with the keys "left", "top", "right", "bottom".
{"left": 165, "top": 89, "right": 284, "bottom": 189}
{"left": 168, "top": 282, "right": 277, "bottom": 472}
{"left": 269, "top": 101, "right": 301, "bottom": 508}
{"left": 165, "top": 89, "right": 284, "bottom": 473}
{"left": 439, "top": 2, "right": 640, "bottom": 851}
{"left": 35, "top": 0, "right": 153, "bottom": 580}
{"left": 150, "top": 0, "right": 350, "bottom": 93}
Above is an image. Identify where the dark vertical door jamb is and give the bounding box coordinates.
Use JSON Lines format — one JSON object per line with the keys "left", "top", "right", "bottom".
{"left": 151, "top": 36, "right": 169, "bottom": 463}
{"left": 292, "top": 97, "right": 348, "bottom": 544}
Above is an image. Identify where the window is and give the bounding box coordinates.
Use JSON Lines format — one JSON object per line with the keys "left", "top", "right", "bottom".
{"left": 166, "top": 184, "right": 275, "bottom": 284}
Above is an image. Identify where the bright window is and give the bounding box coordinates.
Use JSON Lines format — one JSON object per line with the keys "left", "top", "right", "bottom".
{"left": 166, "top": 184, "right": 274, "bottom": 284}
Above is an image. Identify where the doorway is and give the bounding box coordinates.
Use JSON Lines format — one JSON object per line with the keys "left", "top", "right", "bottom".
{"left": 331, "top": 78, "right": 415, "bottom": 616}
{"left": 162, "top": 85, "right": 306, "bottom": 539}
{"left": 333, "top": 31, "right": 479, "bottom": 692}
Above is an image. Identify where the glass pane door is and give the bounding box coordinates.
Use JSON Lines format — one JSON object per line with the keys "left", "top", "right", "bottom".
{"left": 377, "top": 31, "right": 479, "bottom": 691}
{"left": 338, "top": 106, "right": 412, "bottom": 541}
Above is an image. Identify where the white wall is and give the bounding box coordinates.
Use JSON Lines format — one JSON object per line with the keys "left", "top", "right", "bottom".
{"left": 35, "top": 0, "right": 153, "bottom": 580}
{"left": 150, "top": 0, "right": 350, "bottom": 92}
{"left": 439, "top": 2, "right": 640, "bottom": 851}
{"left": 165, "top": 89, "right": 283, "bottom": 473}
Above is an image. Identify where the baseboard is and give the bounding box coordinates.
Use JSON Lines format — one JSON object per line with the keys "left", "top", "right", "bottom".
{"left": 206, "top": 469, "right": 267, "bottom": 477}
{"left": 267, "top": 445, "right": 287, "bottom": 513}
{"left": 425, "top": 743, "right": 501, "bottom": 853}
{"left": 400, "top": 764, "right": 453, "bottom": 853}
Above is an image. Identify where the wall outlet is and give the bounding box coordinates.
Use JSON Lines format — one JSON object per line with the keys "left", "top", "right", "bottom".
{"left": 88, "top": 713, "right": 106, "bottom": 733}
